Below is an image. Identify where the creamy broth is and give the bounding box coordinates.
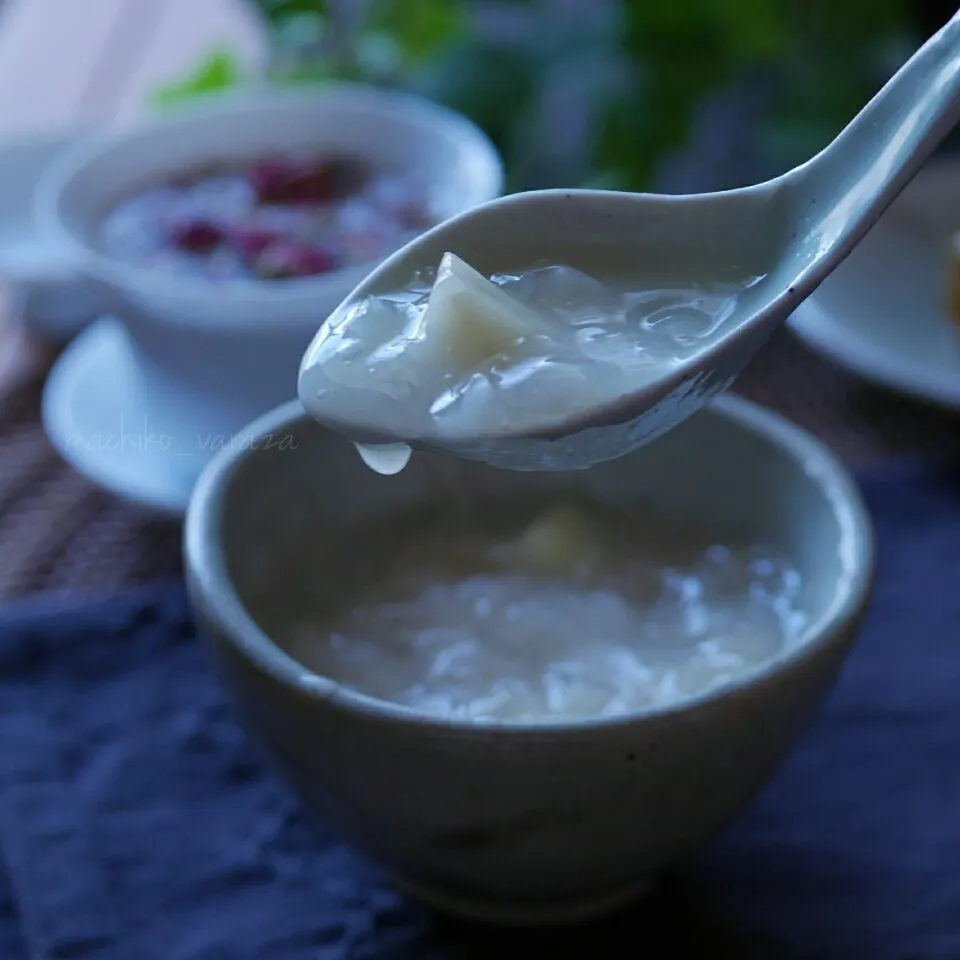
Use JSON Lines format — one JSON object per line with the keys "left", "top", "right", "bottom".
{"left": 284, "top": 498, "right": 806, "bottom": 723}
{"left": 299, "top": 255, "right": 764, "bottom": 471}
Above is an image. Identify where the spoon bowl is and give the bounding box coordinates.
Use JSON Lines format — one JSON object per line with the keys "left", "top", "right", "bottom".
{"left": 300, "top": 10, "right": 960, "bottom": 470}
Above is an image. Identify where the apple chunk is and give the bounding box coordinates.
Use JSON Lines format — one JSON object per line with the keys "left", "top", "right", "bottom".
{"left": 420, "top": 252, "right": 552, "bottom": 372}
{"left": 511, "top": 501, "right": 603, "bottom": 578}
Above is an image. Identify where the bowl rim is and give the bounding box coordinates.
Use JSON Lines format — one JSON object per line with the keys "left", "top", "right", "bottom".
{"left": 34, "top": 83, "right": 504, "bottom": 318}
{"left": 184, "top": 394, "right": 876, "bottom": 737}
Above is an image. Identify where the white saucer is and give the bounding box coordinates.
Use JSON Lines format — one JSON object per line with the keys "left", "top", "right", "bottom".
{"left": 43, "top": 317, "right": 252, "bottom": 517}
{"left": 789, "top": 161, "right": 960, "bottom": 409}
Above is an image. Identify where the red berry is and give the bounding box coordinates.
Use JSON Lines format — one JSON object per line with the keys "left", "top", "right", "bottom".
{"left": 171, "top": 220, "right": 222, "bottom": 253}
{"left": 249, "top": 159, "right": 297, "bottom": 204}
{"left": 249, "top": 156, "right": 368, "bottom": 205}
{"left": 286, "top": 170, "right": 334, "bottom": 204}
{"left": 299, "top": 158, "right": 369, "bottom": 203}
{"left": 227, "top": 227, "right": 276, "bottom": 261}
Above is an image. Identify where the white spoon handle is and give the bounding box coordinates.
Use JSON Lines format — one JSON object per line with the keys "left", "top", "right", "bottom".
{"left": 789, "top": 10, "right": 960, "bottom": 277}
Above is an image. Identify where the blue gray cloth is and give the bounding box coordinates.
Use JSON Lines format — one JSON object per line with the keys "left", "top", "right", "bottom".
{"left": 0, "top": 456, "right": 957, "bottom": 959}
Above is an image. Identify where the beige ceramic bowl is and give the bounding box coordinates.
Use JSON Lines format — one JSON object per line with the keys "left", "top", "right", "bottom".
{"left": 184, "top": 394, "right": 874, "bottom": 925}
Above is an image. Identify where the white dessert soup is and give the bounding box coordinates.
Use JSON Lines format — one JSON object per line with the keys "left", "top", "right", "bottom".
{"left": 285, "top": 496, "right": 806, "bottom": 724}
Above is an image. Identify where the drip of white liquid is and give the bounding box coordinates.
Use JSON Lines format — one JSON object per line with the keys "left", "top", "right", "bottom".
{"left": 355, "top": 442, "right": 412, "bottom": 475}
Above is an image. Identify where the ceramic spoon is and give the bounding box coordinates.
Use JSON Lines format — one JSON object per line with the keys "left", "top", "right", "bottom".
{"left": 300, "top": 10, "right": 960, "bottom": 471}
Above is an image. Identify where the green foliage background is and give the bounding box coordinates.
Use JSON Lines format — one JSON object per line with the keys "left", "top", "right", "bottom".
{"left": 155, "top": 0, "right": 919, "bottom": 193}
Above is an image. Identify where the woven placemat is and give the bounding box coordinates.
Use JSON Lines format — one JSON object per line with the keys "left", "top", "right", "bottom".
{"left": 0, "top": 321, "right": 956, "bottom": 602}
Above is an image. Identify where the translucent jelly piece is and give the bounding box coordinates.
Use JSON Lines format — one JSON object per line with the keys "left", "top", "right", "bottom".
{"left": 430, "top": 357, "right": 602, "bottom": 437}
{"left": 574, "top": 325, "right": 656, "bottom": 373}
{"left": 497, "top": 264, "right": 625, "bottom": 325}
{"left": 309, "top": 299, "right": 416, "bottom": 391}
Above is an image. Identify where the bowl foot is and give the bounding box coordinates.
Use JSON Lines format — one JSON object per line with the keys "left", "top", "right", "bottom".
{"left": 393, "top": 875, "right": 653, "bottom": 926}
